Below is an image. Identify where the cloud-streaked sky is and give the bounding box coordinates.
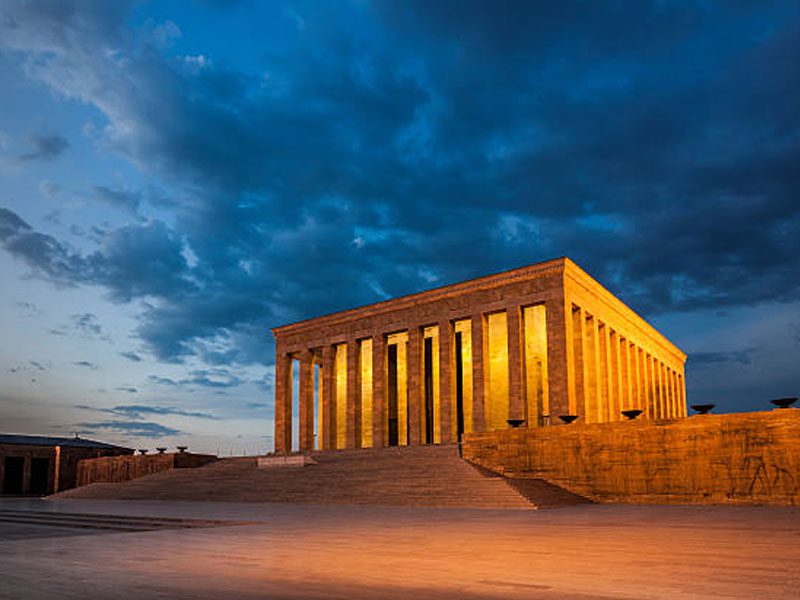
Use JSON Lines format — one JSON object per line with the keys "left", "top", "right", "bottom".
{"left": 1, "top": 1, "right": 798, "bottom": 454}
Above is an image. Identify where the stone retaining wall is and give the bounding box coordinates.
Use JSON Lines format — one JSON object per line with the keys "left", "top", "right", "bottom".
{"left": 462, "top": 410, "right": 800, "bottom": 505}
{"left": 76, "top": 453, "right": 217, "bottom": 487}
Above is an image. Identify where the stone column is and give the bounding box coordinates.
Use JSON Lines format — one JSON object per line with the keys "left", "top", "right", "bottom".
{"left": 371, "top": 333, "right": 385, "bottom": 448}
{"left": 407, "top": 325, "right": 422, "bottom": 445}
{"left": 616, "top": 336, "right": 626, "bottom": 413}
{"left": 321, "top": 345, "right": 335, "bottom": 450}
{"left": 613, "top": 333, "right": 624, "bottom": 420}
{"left": 346, "top": 339, "right": 362, "bottom": 449}
{"left": 664, "top": 364, "right": 671, "bottom": 418}
{"left": 546, "top": 297, "right": 571, "bottom": 422}
{"left": 438, "top": 319, "right": 453, "bottom": 443}
{"left": 642, "top": 353, "right": 651, "bottom": 419}
{"left": 623, "top": 341, "right": 633, "bottom": 412}
{"left": 273, "top": 348, "right": 292, "bottom": 454}
{"left": 298, "top": 350, "right": 314, "bottom": 452}
{"left": 471, "top": 313, "right": 487, "bottom": 432}
{"left": 669, "top": 367, "right": 677, "bottom": 418}
{"left": 507, "top": 305, "right": 525, "bottom": 423}
{"left": 652, "top": 356, "right": 660, "bottom": 419}
{"left": 664, "top": 363, "right": 672, "bottom": 418}
{"left": 571, "top": 306, "right": 586, "bottom": 421}
{"left": 585, "top": 315, "right": 600, "bottom": 423}
{"left": 601, "top": 324, "right": 612, "bottom": 422}
{"left": 53, "top": 446, "right": 61, "bottom": 494}
{"left": 633, "top": 346, "right": 642, "bottom": 412}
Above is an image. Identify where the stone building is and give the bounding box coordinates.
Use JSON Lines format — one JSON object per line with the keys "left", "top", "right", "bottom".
{"left": 0, "top": 434, "right": 133, "bottom": 496}
{"left": 271, "top": 257, "right": 686, "bottom": 453}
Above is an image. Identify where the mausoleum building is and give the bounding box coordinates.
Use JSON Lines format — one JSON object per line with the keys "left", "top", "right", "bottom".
{"left": 271, "top": 257, "right": 686, "bottom": 453}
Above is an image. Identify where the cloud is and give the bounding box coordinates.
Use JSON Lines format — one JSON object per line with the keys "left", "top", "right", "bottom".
{"left": 148, "top": 369, "right": 244, "bottom": 389}
{"left": 77, "top": 420, "right": 180, "bottom": 437}
{"left": 14, "top": 300, "right": 41, "bottom": 316}
{"left": 75, "top": 403, "right": 218, "bottom": 420}
{"left": 119, "top": 351, "right": 142, "bottom": 362}
{"left": 48, "top": 312, "right": 110, "bottom": 341}
{"left": 0, "top": 0, "right": 799, "bottom": 376}
{"left": 72, "top": 360, "right": 97, "bottom": 369}
{"left": 114, "top": 386, "right": 138, "bottom": 394}
{"left": 17, "top": 134, "right": 69, "bottom": 162}
{"left": 691, "top": 348, "right": 759, "bottom": 367}
{"left": 181, "top": 369, "right": 244, "bottom": 389}
{"left": 148, "top": 375, "right": 178, "bottom": 386}
{"left": 92, "top": 186, "right": 140, "bottom": 214}
{"left": 9, "top": 360, "right": 48, "bottom": 374}
{"left": 1, "top": 209, "right": 194, "bottom": 306}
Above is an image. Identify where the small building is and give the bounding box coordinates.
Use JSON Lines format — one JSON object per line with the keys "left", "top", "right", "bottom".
{"left": 271, "top": 257, "right": 687, "bottom": 453}
{"left": 0, "top": 434, "right": 133, "bottom": 496}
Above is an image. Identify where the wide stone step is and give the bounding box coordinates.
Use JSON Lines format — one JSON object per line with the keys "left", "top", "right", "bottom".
{"left": 53, "top": 445, "right": 540, "bottom": 509}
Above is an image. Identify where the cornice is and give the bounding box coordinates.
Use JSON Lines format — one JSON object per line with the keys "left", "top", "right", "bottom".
{"left": 563, "top": 258, "right": 687, "bottom": 362}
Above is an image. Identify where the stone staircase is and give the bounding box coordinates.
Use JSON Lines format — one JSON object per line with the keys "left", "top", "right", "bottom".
{"left": 53, "top": 445, "right": 584, "bottom": 509}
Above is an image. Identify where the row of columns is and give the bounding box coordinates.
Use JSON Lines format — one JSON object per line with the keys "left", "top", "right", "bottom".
{"left": 274, "top": 307, "right": 538, "bottom": 454}
{"left": 570, "top": 305, "right": 686, "bottom": 423}
{"left": 274, "top": 302, "right": 686, "bottom": 453}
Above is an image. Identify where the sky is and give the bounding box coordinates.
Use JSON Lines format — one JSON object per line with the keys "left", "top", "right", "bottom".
{"left": 0, "top": 0, "right": 798, "bottom": 455}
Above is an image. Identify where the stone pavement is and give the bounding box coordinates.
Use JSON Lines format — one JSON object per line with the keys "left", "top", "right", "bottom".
{"left": 0, "top": 498, "right": 798, "bottom": 599}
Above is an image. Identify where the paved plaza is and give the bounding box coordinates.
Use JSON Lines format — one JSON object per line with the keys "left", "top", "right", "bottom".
{"left": 0, "top": 498, "right": 798, "bottom": 599}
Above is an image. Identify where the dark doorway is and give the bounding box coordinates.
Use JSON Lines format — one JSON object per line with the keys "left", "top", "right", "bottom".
{"left": 455, "top": 331, "right": 465, "bottom": 440}
{"left": 3, "top": 456, "right": 24, "bottom": 495}
{"left": 387, "top": 344, "right": 399, "bottom": 446}
{"left": 29, "top": 457, "right": 50, "bottom": 495}
{"left": 424, "top": 337, "right": 434, "bottom": 444}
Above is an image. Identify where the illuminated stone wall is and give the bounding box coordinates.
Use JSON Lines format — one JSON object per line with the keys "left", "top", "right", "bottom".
{"left": 462, "top": 411, "right": 800, "bottom": 506}
{"left": 273, "top": 257, "right": 686, "bottom": 453}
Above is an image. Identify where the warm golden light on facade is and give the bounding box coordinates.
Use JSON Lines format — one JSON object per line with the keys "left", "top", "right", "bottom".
{"left": 454, "top": 319, "right": 473, "bottom": 434}
{"left": 486, "top": 311, "right": 510, "bottom": 431}
{"left": 334, "top": 343, "right": 348, "bottom": 449}
{"left": 272, "top": 258, "right": 687, "bottom": 454}
{"left": 523, "top": 304, "right": 549, "bottom": 427}
{"left": 359, "top": 338, "right": 373, "bottom": 448}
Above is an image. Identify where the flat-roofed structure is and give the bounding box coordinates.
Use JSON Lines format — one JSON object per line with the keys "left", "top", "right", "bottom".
{"left": 271, "top": 257, "right": 686, "bottom": 453}
{"left": 0, "top": 434, "right": 133, "bottom": 496}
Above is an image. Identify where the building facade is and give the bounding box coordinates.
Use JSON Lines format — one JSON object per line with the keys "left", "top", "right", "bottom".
{"left": 0, "top": 434, "right": 133, "bottom": 496}
{"left": 271, "top": 258, "right": 687, "bottom": 453}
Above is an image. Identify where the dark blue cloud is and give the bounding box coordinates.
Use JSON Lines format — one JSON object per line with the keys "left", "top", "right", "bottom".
{"left": 17, "top": 134, "right": 69, "bottom": 162}
{"left": 0, "top": 0, "right": 799, "bottom": 376}
{"left": 146, "top": 369, "right": 244, "bottom": 389}
{"left": 77, "top": 420, "right": 180, "bottom": 438}
{"left": 691, "top": 348, "right": 759, "bottom": 367}
{"left": 76, "top": 403, "right": 218, "bottom": 420}
{"left": 92, "top": 186, "right": 140, "bottom": 215}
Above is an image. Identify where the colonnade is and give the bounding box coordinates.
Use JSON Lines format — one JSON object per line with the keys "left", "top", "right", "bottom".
{"left": 274, "top": 300, "right": 687, "bottom": 453}
{"left": 569, "top": 304, "right": 686, "bottom": 423}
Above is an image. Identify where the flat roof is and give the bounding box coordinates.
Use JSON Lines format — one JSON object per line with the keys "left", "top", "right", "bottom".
{"left": 0, "top": 434, "right": 132, "bottom": 450}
